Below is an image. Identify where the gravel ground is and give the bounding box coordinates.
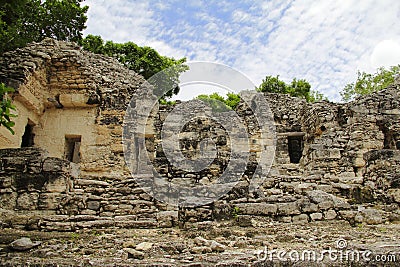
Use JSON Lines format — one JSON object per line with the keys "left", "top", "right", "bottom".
{"left": 1, "top": 220, "right": 400, "bottom": 266}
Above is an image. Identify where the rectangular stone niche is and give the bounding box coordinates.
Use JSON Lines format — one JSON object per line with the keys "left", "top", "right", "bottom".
{"left": 288, "top": 135, "right": 304, "bottom": 164}
{"left": 21, "top": 120, "right": 35, "bottom": 147}
{"left": 65, "top": 135, "right": 81, "bottom": 163}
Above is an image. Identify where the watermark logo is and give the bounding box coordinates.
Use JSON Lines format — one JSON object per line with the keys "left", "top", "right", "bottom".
{"left": 336, "top": 238, "right": 347, "bottom": 249}
{"left": 122, "top": 62, "right": 276, "bottom": 207}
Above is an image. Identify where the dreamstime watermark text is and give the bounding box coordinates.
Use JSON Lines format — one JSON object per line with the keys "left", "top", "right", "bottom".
{"left": 256, "top": 239, "right": 398, "bottom": 263}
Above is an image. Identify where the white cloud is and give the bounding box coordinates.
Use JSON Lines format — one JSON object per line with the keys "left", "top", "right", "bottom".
{"left": 82, "top": 0, "right": 400, "bottom": 102}
{"left": 370, "top": 40, "right": 400, "bottom": 69}
{"left": 83, "top": 0, "right": 154, "bottom": 44}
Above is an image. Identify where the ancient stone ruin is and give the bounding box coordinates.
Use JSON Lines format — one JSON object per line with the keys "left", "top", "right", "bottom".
{"left": 0, "top": 39, "right": 399, "bottom": 232}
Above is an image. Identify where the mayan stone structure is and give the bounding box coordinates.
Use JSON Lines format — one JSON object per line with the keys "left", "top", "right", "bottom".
{"left": 0, "top": 39, "right": 399, "bottom": 232}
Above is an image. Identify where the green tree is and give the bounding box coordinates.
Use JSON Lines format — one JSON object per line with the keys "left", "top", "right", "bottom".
{"left": 79, "top": 34, "right": 103, "bottom": 54}
{"left": 257, "top": 75, "right": 326, "bottom": 102}
{"left": 288, "top": 78, "right": 310, "bottom": 99}
{"left": 197, "top": 93, "right": 231, "bottom": 112}
{"left": 257, "top": 75, "right": 287, "bottom": 94}
{"left": 340, "top": 65, "right": 400, "bottom": 101}
{"left": 81, "top": 35, "right": 188, "bottom": 99}
{"left": 0, "top": 83, "right": 17, "bottom": 134}
{"left": 196, "top": 92, "right": 241, "bottom": 112}
{"left": 0, "top": 0, "right": 88, "bottom": 53}
{"left": 225, "top": 92, "right": 241, "bottom": 109}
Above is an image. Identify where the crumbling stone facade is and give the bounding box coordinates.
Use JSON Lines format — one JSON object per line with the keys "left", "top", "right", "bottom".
{"left": 0, "top": 38, "right": 147, "bottom": 179}
{"left": 0, "top": 39, "right": 399, "bottom": 231}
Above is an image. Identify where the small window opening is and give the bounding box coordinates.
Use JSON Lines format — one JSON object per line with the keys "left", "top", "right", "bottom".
{"left": 288, "top": 136, "right": 303, "bottom": 164}
{"left": 396, "top": 140, "right": 400, "bottom": 150}
{"left": 65, "top": 135, "right": 81, "bottom": 163}
{"left": 21, "top": 121, "right": 35, "bottom": 147}
{"left": 377, "top": 121, "right": 395, "bottom": 149}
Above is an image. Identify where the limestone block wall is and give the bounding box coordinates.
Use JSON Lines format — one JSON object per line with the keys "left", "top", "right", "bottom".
{"left": 0, "top": 148, "right": 176, "bottom": 231}
{"left": 0, "top": 39, "right": 147, "bottom": 179}
{"left": 1, "top": 85, "right": 400, "bottom": 230}
{"left": 0, "top": 39, "right": 399, "bottom": 231}
{"left": 363, "top": 150, "right": 400, "bottom": 205}
{"left": 0, "top": 148, "right": 75, "bottom": 229}
{"left": 147, "top": 86, "right": 400, "bottom": 226}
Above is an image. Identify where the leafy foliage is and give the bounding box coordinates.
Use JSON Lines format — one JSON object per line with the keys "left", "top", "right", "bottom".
{"left": 340, "top": 65, "right": 400, "bottom": 102}
{"left": 225, "top": 93, "right": 241, "bottom": 110}
{"left": 231, "top": 206, "right": 241, "bottom": 218}
{"left": 159, "top": 98, "right": 176, "bottom": 105}
{"left": 257, "top": 75, "right": 327, "bottom": 102}
{"left": 257, "top": 75, "right": 287, "bottom": 94}
{"left": 0, "top": 83, "right": 17, "bottom": 134}
{"left": 196, "top": 92, "right": 241, "bottom": 112}
{"left": 288, "top": 78, "right": 311, "bottom": 99}
{"left": 81, "top": 35, "right": 188, "bottom": 99}
{"left": 0, "top": 0, "right": 88, "bottom": 53}
{"left": 308, "top": 90, "right": 328, "bottom": 102}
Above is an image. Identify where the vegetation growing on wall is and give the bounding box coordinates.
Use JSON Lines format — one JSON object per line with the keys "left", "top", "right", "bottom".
{"left": 196, "top": 92, "right": 241, "bottom": 112}
{"left": 340, "top": 65, "right": 400, "bottom": 102}
{"left": 256, "top": 75, "right": 327, "bottom": 102}
{"left": 0, "top": 83, "right": 16, "bottom": 134}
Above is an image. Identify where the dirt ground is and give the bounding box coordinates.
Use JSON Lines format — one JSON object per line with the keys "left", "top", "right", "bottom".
{"left": 1, "top": 219, "right": 400, "bottom": 266}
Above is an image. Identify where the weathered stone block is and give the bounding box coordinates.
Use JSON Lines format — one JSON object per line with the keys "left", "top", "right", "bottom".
{"left": 157, "top": 210, "right": 178, "bottom": 228}
{"left": 332, "top": 197, "right": 351, "bottom": 210}
{"left": 318, "top": 201, "right": 334, "bottom": 210}
{"left": 277, "top": 202, "right": 300, "bottom": 215}
{"left": 87, "top": 200, "right": 100, "bottom": 211}
{"left": 292, "top": 214, "right": 309, "bottom": 224}
{"left": 80, "top": 209, "right": 97, "bottom": 215}
{"left": 388, "top": 189, "right": 400, "bottom": 203}
{"left": 235, "top": 203, "right": 277, "bottom": 216}
{"left": 235, "top": 215, "right": 253, "bottom": 227}
{"left": 16, "top": 192, "right": 39, "bottom": 210}
{"left": 313, "top": 149, "right": 341, "bottom": 160}
{"left": 103, "top": 204, "right": 118, "bottom": 212}
{"left": 310, "top": 212, "right": 323, "bottom": 221}
{"left": 38, "top": 193, "right": 64, "bottom": 210}
{"left": 295, "top": 183, "right": 315, "bottom": 193}
{"left": 339, "top": 210, "right": 357, "bottom": 220}
{"left": 2, "top": 157, "right": 27, "bottom": 172}
{"left": 355, "top": 209, "right": 385, "bottom": 225}
{"left": 0, "top": 177, "right": 13, "bottom": 188}
{"left": 324, "top": 209, "right": 337, "bottom": 220}
{"left": 328, "top": 148, "right": 341, "bottom": 159}
{"left": 124, "top": 248, "right": 145, "bottom": 259}
{"left": 118, "top": 204, "right": 133, "bottom": 210}
{"left": 42, "top": 158, "right": 68, "bottom": 172}
{"left": 301, "top": 202, "right": 319, "bottom": 213}
{"left": 44, "top": 176, "right": 69, "bottom": 193}
{"left": 338, "top": 176, "right": 363, "bottom": 184}
{"left": 0, "top": 191, "right": 17, "bottom": 210}
{"left": 279, "top": 216, "right": 292, "bottom": 223}
{"left": 307, "top": 190, "right": 332, "bottom": 203}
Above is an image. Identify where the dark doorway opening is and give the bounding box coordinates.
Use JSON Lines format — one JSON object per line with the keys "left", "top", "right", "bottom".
{"left": 65, "top": 135, "right": 81, "bottom": 163}
{"left": 21, "top": 121, "right": 35, "bottom": 147}
{"left": 288, "top": 136, "right": 303, "bottom": 164}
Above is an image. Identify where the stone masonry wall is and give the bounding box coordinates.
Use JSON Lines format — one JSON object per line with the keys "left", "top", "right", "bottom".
{"left": 1, "top": 85, "right": 399, "bottom": 230}
{"left": 0, "top": 39, "right": 148, "bottom": 179}
{"left": 0, "top": 39, "right": 399, "bottom": 231}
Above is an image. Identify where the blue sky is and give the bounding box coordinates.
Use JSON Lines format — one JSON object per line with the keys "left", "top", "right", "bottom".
{"left": 83, "top": 0, "right": 400, "bottom": 102}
